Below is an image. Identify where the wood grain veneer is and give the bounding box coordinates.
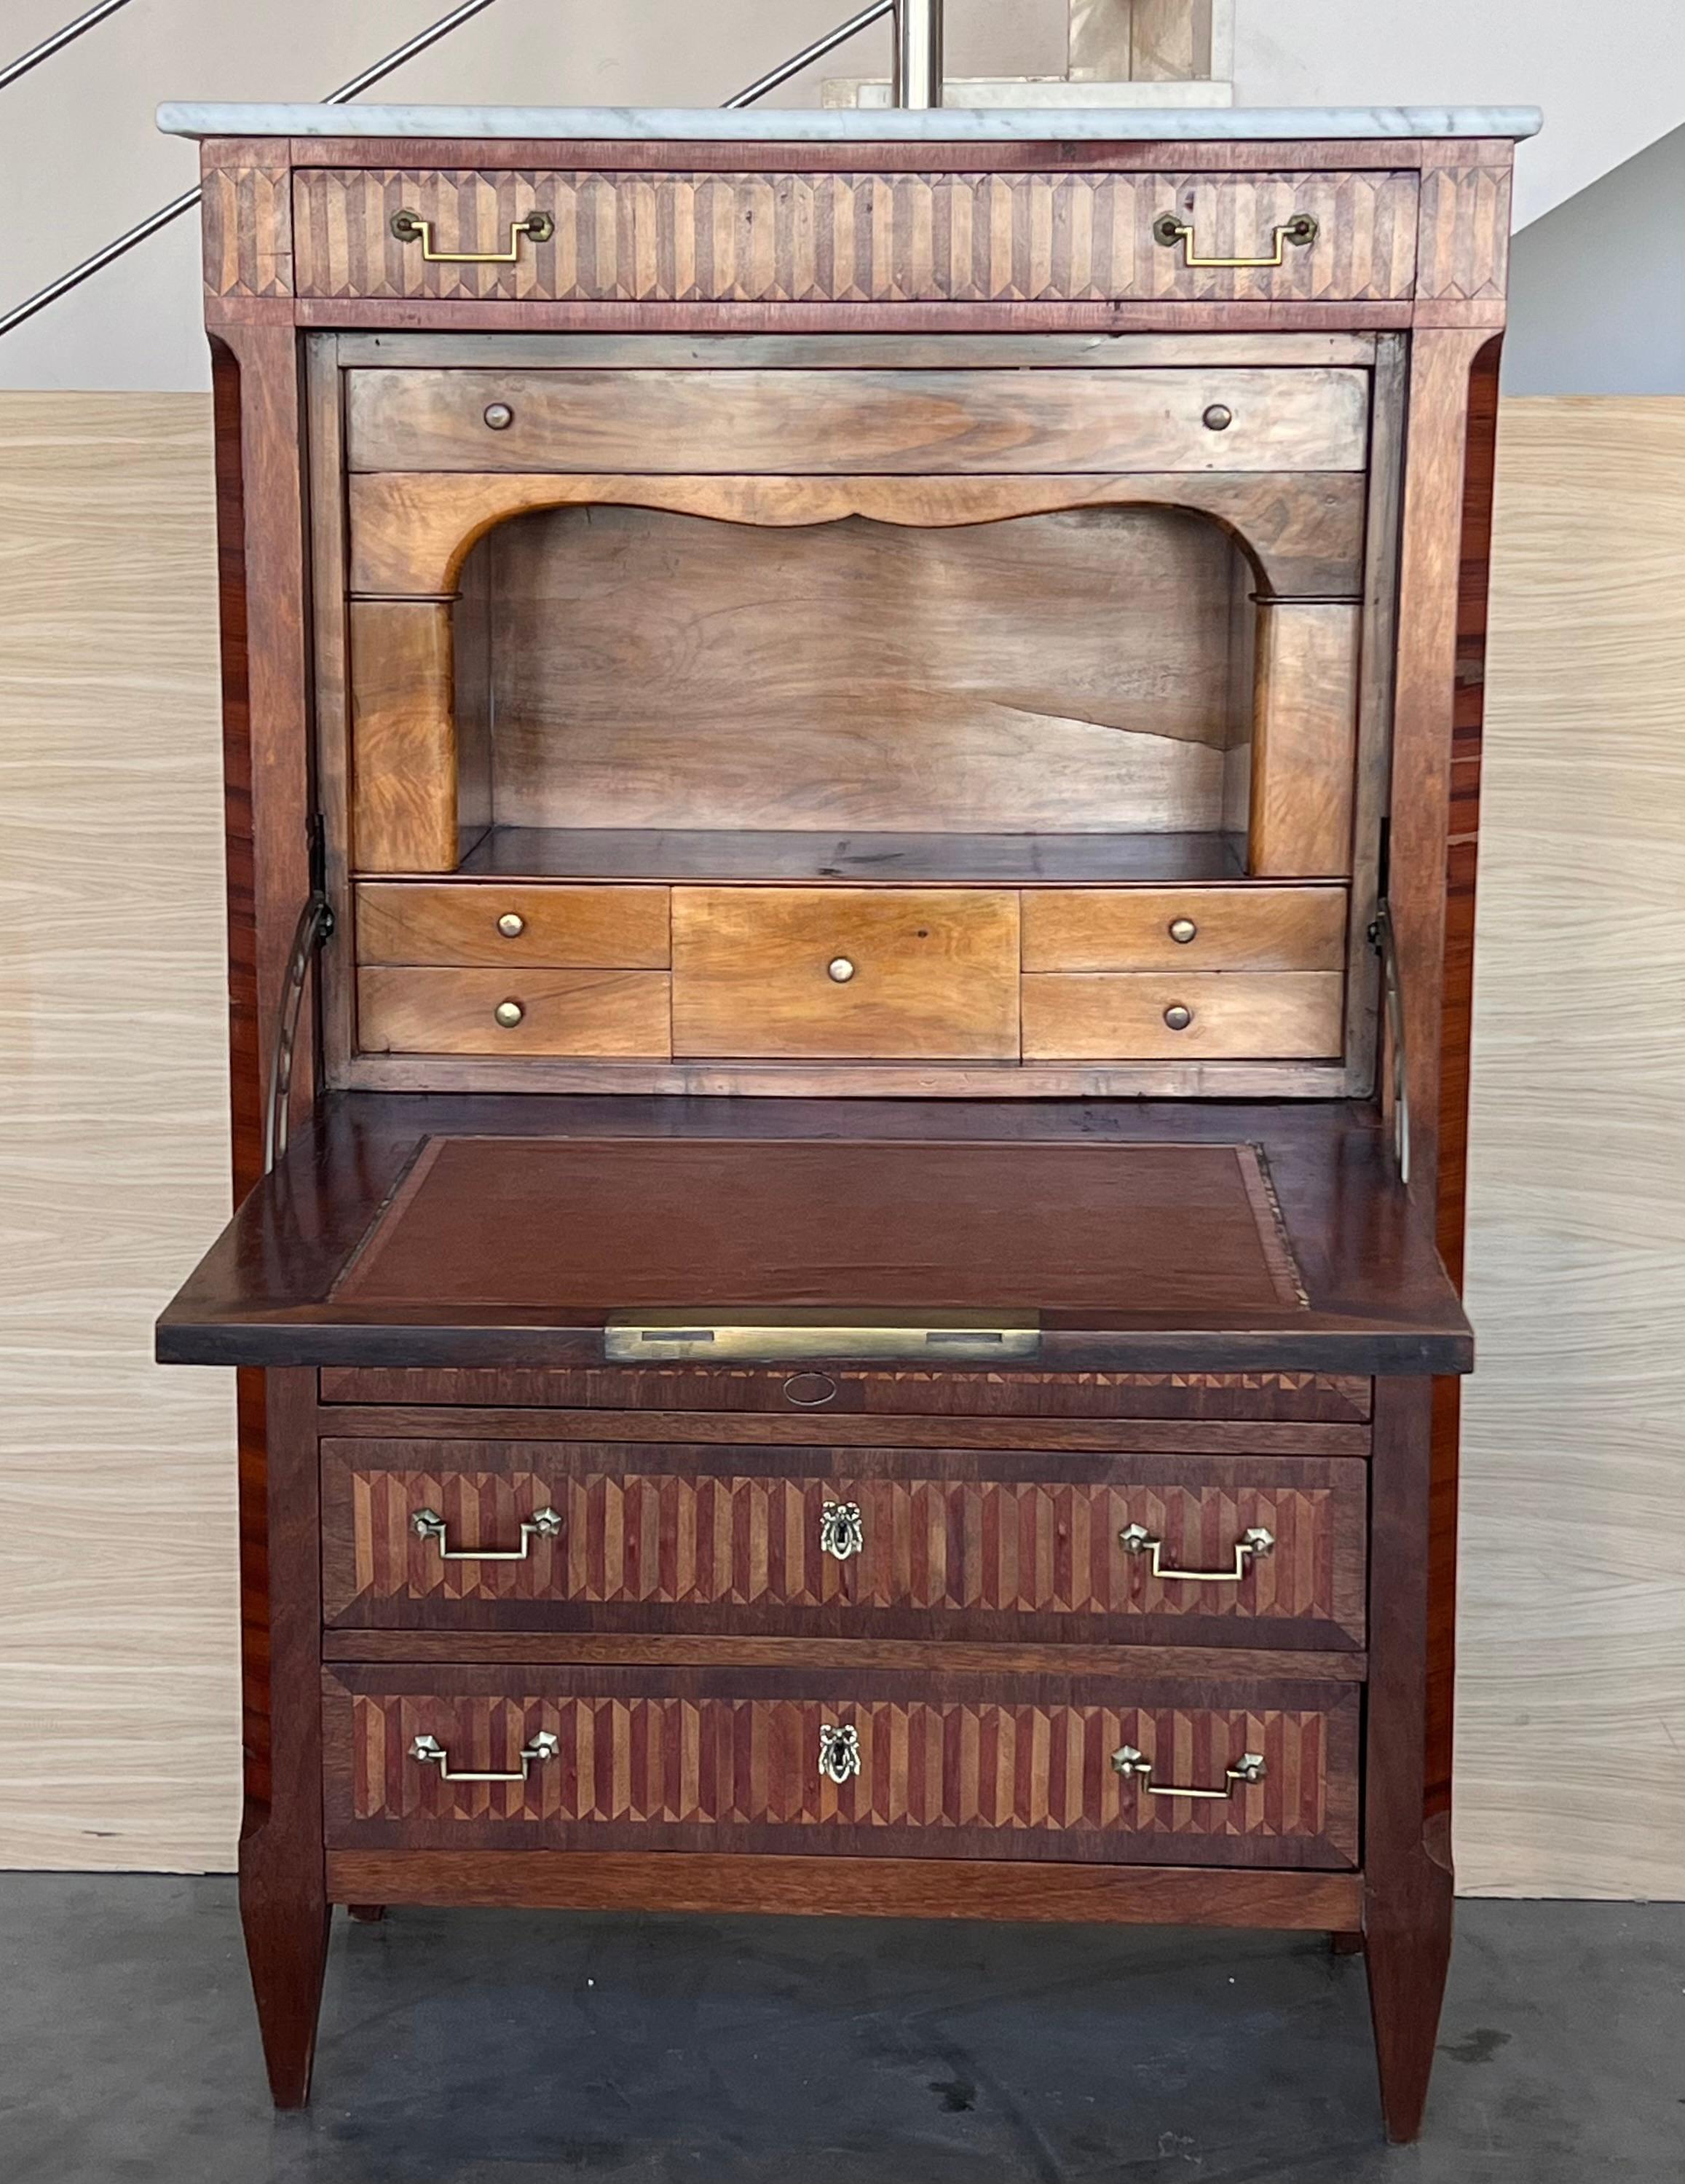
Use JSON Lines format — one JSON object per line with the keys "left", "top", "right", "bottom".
{"left": 1021, "top": 885, "right": 1348, "bottom": 972}
{"left": 355, "top": 882, "right": 671, "bottom": 969}
{"left": 1022, "top": 971, "right": 1343, "bottom": 1061}
{"left": 358, "top": 966, "right": 673, "bottom": 1059}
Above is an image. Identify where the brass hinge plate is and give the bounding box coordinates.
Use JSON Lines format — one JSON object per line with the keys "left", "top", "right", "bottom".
{"left": 604, "top": 1309, "right": 1041, "bottom": 1365}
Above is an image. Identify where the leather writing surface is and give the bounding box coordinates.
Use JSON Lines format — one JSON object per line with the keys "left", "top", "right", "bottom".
{"left": 331, "top": 1136, "right": 1305, "bottom": 1316}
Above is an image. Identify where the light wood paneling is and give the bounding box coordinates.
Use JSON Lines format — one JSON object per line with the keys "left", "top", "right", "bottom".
{"left": 349, "top": 600, "right": 457, "bottom": 872}
{"left": 1248, "top": 602, "right": 1360, "bottom": 878}
{"left": 1022, "top": 885, "right": 1347, "bottom": 971}
{"left": 1458, "top": 398, "right": 1685, "bottom": 1900}
{"left": 0, "top": 394, "right": 237, "bottom": 1872}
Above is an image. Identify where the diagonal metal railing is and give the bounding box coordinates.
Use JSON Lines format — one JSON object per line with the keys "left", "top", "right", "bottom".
{"left": 0, "top": 0, "right": 915, "bottom": 341}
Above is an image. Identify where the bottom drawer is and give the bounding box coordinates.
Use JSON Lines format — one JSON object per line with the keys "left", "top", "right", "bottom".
{"left": 325, "top": 1666, "right": 1359, "bottom": 1869}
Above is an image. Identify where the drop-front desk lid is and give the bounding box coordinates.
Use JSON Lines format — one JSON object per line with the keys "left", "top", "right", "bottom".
{"left": 156, "top": 1095, "right": 1471, "bottom": 1376}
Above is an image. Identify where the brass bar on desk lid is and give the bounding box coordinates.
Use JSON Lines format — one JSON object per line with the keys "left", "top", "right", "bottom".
{"left": 604, "top": 1308, "right": 1040, "bottom": 1364}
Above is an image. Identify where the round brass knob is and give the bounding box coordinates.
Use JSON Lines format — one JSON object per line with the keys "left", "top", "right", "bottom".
{"left": 1163, "top": 1004, "right": 1193, "bottom": 1032}
{"left": 827, "top": 957, "right": 856, "bottom": 984}
{"left": 1168, "top": 916, "right": 1198, "bottom": 945}
{"left": 1203, "top": 403, "right": 1234, "bottom": 432}
{"left": 484, "top": 401, "right": 514, "bottom": 430}
{"left": 494, "top": 999, "right": 525, "bottom": 1028}
{"left": 496, "top": 911, "right": 526, "bottom": 939}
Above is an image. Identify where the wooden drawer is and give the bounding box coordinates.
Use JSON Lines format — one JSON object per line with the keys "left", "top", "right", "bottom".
{"left": 1022, "top": 886, "right": 1347, "bottom": 973}
{"left": 344, "top": 366, "right": 1369, "bottom": 476}
{"left": 358, "top": 966, "right": 671, "bottom": 1057}
{"left": 321, "top": 1440, "right": 1368, "bottom": 1647}
{"left": 671, "top": 887, "right": 1019, "bottom": 1060}
{"left": 295, "top": 167, "right": 1419, "bottom": 308}
{"left": 357, "top": 882, "right": 669, "bottom": 969}
{"left": 1022, "top": 971, "right": 1343, "bottom": 1060}
{"left": 318, "top": 1365, "right": 1374, "bottom": 1426}
{"left": 324, "top": 1663, "right": 1360, "bottom": 1866}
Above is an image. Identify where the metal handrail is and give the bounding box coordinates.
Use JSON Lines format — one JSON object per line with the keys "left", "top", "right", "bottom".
{"left": 0, "top": 0, "right": 135, "bottom": 96}
{"left": 0, "top": 0, "right": 504, "bottom": 340}
{"left": 0, "top": 0, "right": 927, "bottom": 341}
{"left": 722, "top": 0, "right": 892, "bottom": 110}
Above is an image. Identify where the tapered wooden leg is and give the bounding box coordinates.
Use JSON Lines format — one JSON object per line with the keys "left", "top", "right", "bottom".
{"left": 241, "top": 1866, "right": 331, "bottom": 2109}
{"left": 347, "top": 1904, "right": 387, "bottom": 1924}
{"left": 1365, "top": 1854, "right": 1454, "bottom": 2143}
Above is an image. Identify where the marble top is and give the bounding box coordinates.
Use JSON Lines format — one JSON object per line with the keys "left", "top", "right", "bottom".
{"left": 157, "top": 101, "right": 1542, "bottom": 144}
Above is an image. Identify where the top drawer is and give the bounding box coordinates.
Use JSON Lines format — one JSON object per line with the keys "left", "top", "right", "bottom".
{"left": 294, "top": 167, "right": 1420, "bottom": 307}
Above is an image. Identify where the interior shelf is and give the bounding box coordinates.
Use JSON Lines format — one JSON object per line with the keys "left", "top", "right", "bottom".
{"left": 453, "top": 827, "right": 1250, "bottom": 887}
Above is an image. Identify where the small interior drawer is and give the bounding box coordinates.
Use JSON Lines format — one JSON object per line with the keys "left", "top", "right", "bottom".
{"left": 1022, "top": 886, "right": 1348, "bottom": 973}
{"left": 357, "top": 882, "right": 670, "bottom": 968}
{"left": 321, "top": 1440, "right": 1368, "bottom": 1646}
{"left": 1022, "top": 971, "right": 1343, "bottom": 1061}
{"left": 344, "top": 366, "right": 1370, "bottom": 477}
{"left": 358, "top": 965, "right": 671, "bottom": 1057}
{"left": 671, "top": 886, "right": 1019, "bottom": 1060}
{"left": 324, "top": 1662, "right": 1360, "bottom": 1866}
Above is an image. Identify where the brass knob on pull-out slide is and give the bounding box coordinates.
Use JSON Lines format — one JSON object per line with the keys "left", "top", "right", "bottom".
{"left": 1202, "top": 404, "right": 1234, "bottom": 432}
{"left": 1163, "top": 1004, "right": 1193, "bottom": 1032}
{"left": 1168, "top": 917, "right": 1198, "bottom": 945}
{"left": 494, "top": 999, "right": 525, "bottom": 1028}
{"left": 484, "top": 402, "right": 514, "bottom": 430}
{"left": 827, "top": 957, "right": 856, "bottom": 984}
{"left": 497, "top": 911, "right": 526, "bottom": 937}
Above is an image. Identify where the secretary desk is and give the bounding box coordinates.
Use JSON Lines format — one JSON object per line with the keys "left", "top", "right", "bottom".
{"left": 156, "top": 98, "right": 1535, "bottom": 2143}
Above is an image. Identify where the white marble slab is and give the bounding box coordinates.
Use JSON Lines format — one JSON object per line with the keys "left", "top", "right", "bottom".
{"left": 157, "top": 101, "right": 1541, "bottom": 144}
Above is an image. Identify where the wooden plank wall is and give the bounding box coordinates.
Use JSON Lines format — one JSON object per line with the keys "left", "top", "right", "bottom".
{"left": 0, "top": 390, "right": 1678, "bottom": 1891}
{"left": 1457, "top": 398, "right": 1685, "bottom": 1898}
{"left": 0, "top": 395, "right": 238, "bottom": 1869}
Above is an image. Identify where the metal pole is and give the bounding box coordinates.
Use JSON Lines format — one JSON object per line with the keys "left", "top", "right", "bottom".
{"left": 0, "top": 0, "right": 504, "bottom": 341}
{"left": 722, "top": 0, "right": 893, "bottom": 109}
{"left": 892, "top": 0, "right": 943, "bottom": 109}
{"left": 0, "top": 0, "right": 135, "bottom": 96}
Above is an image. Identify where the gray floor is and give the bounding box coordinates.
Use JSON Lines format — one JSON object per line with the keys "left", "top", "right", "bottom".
{"left": 1, "top": 1880, "right": 1679, "bottom": 2183}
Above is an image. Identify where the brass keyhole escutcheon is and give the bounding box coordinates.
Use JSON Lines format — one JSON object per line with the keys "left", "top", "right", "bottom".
{"left": 494, "top": 998, "right": 525, "bottom": 1028}
{"left": 1203, "top": 404, "right": 1234, "bottom": 432}
{"left": 784, "top": 1372, "right": 838, "bottom": 1408}
{"left": 828, "top": 957, "right": 856, "bottom": 984}
{"left": 484, "top": 402, "right": 514, "bottom": 430}
{"left": 1163, "top": 1004, "right": 1193, "bottom": 1032}
{"left": 497, "top": 911, "right": 526, "bottom": 938}
{"left": 1168, "top": 917, "right": 1198, "bottom": 945}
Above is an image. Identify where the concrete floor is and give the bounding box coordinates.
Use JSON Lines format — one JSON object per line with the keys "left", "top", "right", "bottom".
{"left": 1, "top": 1880, "right": 1679, "bottom": 2183}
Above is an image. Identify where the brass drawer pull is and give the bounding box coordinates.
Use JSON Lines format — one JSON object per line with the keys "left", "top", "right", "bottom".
{"left": 496, "top": 910, "right": 526, "bottom": 938}
{"left": 1163, "top": 1003, "right": 1193, "bottom": 1032}
{"left": 818, "top": 1723, "right": 862, "bottom": 1785}
{"left": 1153, "top": 210, "right": 1318, "bottom": 269}
{"left": 1112, "top": 1744, "right": 1266, "bottom": 1799}
{"left": 390, "top": 208, "right": 555, "bottom": 263}
{"left": 818, "top": 1500, "right": 864, "bottom": 1561}
{"left": 494, "top": 998, "right": 525, "bottom": 1028}
{"left": 827, "top": 956, "right": 856, "bottom": 984}
{"left": 409, "top": 1730, "right": 559, "bottom": 1783}
{"left": 411, "top": 1505, "right": 562, "bottom": 1562}
{"left": 1168, "top": 916, "right": 1199, "bottom": 945}
{"left": 1118, "top": 1522, "right": 1274, "bottom": 1582}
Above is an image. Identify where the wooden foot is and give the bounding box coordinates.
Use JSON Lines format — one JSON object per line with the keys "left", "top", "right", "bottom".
{"left": 1330, "top": 1929, "right": 1365, "bottom": 1955}
{"left": 347, "top": 1903, "right": 387, "bottom": 1924}
{"left": 1364, "top": 1866, "right": 1453, "bottom": 2143}
{"left": 241, "top": 1866, "right": 330, "bottom": 2110}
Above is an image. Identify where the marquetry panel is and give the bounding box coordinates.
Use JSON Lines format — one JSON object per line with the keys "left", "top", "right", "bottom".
{"left": 291, "top": 168, "right": 1419, "bottom": 304}
{"left": 1415, "top": 159, "right": 1512, "bottom": 303}
{"left": 201, "top": 161, "right": 293, "bottom": 299}
{"left": 317, "top": 1365, "right": 1375, "bottom": 1423}
{"left": 331, "top": 1677, "right": 1358, "bottom": 1865}
{"left": 322, "top": 1447, "right": 1365, "bottom": 1644}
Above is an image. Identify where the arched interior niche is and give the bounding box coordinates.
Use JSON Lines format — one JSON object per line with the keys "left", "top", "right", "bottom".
{"left": 449, "top": 500, "right": 1265, "bottom": 875}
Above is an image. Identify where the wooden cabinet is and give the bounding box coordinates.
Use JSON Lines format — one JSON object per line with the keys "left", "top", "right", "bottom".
{"left": 159, "top": 106, "right": 1523, "bottom": 2147}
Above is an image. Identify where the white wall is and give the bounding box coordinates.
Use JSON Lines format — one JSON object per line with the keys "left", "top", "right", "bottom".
{"left": 0, "top": 0, "right": 1680, "bottom": 390}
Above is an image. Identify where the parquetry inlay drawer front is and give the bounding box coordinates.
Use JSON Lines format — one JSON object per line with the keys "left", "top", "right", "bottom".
{"left": 293, "top": 168, "right": 1421, "bottom": 305}
{"left": 344, "top": 366, "right": 1370, "bottom": 476}
{"left": 325, "top": 1666, "right": 1360, "bottom": 1866}
{"left": 320, "top": 1441, "right": 1368, "bottom": 1646}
